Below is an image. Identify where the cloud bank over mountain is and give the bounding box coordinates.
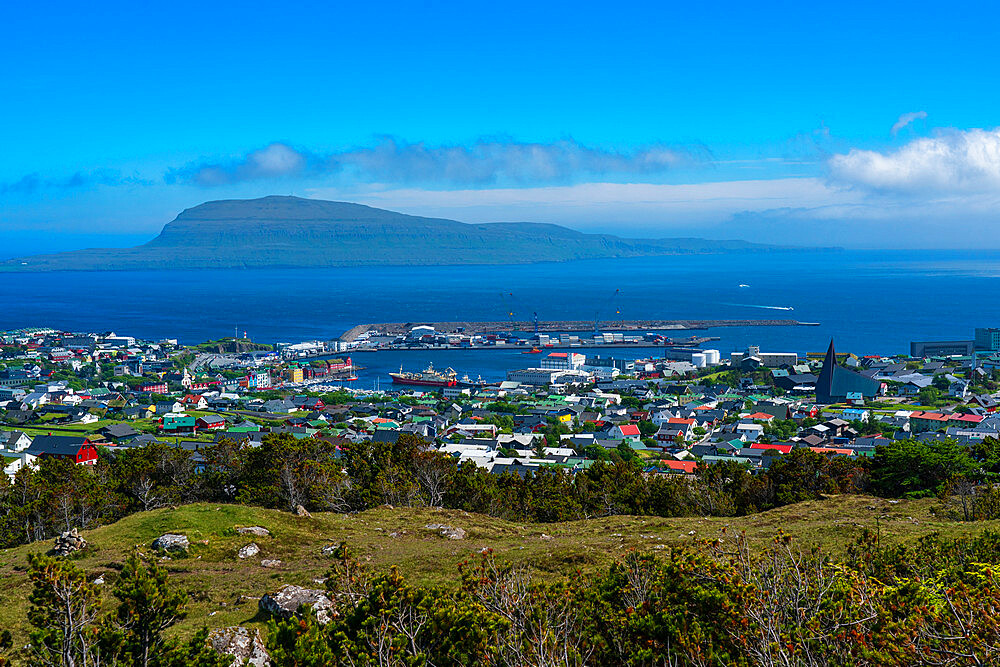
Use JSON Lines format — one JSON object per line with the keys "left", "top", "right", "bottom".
{"left": 6, "top": 123, "right": 1000, "bottom": 249}
{"left": 167, "top": 138, "right": 695, "bottom": 188}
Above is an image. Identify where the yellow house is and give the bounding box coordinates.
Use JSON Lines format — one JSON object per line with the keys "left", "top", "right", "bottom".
{"left": 289, "top": 367, "right": 304, "bottom": 383}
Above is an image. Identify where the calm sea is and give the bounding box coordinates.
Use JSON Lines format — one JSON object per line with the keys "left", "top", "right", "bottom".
{"left": 1, "top": 250, "right": 997, "bottom": 383}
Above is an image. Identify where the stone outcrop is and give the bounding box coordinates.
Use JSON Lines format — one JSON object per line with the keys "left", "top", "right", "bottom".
{"left": 259, "top": 585, "right": 334, "bottom": 625}
{"left": 425, "top": 523, "right": 466, "bottom": 540}
{"left": 294, "top": 505, "right": 312, "bottom": 518}
{"left": 261, "top": 559, "right": 282, "bottom": 568}
{"left": 236, "top": 526, "right": 271, "bottom": 537}
{"left": 53, "top": 528, "right": 88, "bottom": 556}
{"left": 238, "top": 543, "right": 261, "bottom": 559}
{"left": 208, "top": 627, "right": 270, "bottom": 667}
{"left": 151, "top": 534, "right": 190, "bottom": 552}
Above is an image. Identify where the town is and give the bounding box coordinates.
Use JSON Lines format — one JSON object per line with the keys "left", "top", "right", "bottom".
{"left": 2, "top": 324, "right": 999, "bottom": 482}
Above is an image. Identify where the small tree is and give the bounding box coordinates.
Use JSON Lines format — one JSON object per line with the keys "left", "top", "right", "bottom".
{"left": 27, "top": 554, "right": 104, "bottom": 667}
{"left": 108, "top": 550, "right": 188, "bottom": 667}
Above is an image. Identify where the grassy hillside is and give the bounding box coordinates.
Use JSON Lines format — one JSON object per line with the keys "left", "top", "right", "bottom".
{"left": 0, "top": 495, "right": 991, "bottom": 643}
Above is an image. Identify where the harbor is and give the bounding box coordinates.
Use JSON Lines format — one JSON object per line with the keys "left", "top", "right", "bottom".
{"left": 338, "top": 318, "right": 817, "bottom": 352}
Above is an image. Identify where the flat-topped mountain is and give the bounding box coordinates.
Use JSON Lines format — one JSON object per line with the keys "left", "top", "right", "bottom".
{"left": 3, "top": 196, "right": 783, "bottom": 271}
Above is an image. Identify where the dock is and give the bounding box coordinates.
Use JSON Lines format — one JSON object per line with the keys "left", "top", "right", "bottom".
{"left": 339, "top": 318, "right": 814, "bottom": 343}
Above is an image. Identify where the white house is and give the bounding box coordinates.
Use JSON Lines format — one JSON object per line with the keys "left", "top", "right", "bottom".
{"left": 1, "top": 431, "right": 32, "bottom": 451}
{"left": 735, "top": 423, "right": 764, "bottom": 441}
{"left": 2, "top": 450, "right": 37, "bottom": 479}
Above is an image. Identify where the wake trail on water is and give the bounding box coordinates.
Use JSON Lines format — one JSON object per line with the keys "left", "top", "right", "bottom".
{"left": 720, "top": 303, "right": 796, "bottom": 311}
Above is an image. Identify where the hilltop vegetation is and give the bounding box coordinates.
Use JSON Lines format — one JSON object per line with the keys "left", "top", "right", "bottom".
{"left": 1, "top": 196, "right": 784, "bottom": 272}
{"left": 2, "top": 497, "right": 1000, "bottom": 665}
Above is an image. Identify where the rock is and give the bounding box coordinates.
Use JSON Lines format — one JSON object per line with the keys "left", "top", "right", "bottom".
{"left": 208, "top": 627, "right": 270, "bottom": 667}
{"left": 236, "top": 526, "right": 271, "bottom": 537}
{"left": 294, "top": 505, "right": 312, "bottom": 518}
{"left": 261, "top": 559, "right": 282, "bottom": 568}
{"left": 238, "top": 543, "right": 260, "bottom": 559}
{"left": 152, "top": 534, "right": 189, "bottom": 552}
{"left": 322, "top": 543, "right": 340, "bottom": 556}
{"left": 425, "top": 523, "right": 466, "bottom": 540}
{"left": 259, "top": 585, "right": 334, "bottom": 625}
{"left": 93, "top": 575, "right": 105, "bottom": 585}
{"left": 53, "top": 528, "right": 88, "bottom": 556}
{"left": 539, "top": 533, "right": 553, "bottom": 540}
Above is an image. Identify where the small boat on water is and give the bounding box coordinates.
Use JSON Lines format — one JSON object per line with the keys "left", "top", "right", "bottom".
{"left": 522, "top": 347, "right": 542, "bottom": 354}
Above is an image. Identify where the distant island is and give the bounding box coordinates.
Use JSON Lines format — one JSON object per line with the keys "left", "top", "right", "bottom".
{"left": 2, "top": 195, "right": 800, "bottom": 272}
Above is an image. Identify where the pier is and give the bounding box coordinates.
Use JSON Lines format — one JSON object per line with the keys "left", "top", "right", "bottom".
{"left": 339, "top": 318, "right": 814, "bottom": 343}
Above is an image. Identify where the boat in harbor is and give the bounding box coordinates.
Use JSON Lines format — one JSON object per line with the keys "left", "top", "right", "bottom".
{"left": 522, "top": 347, "right": 542, "bottom": 354}
{"left": 389, "top": 363, "right": 458, "bottom": 388}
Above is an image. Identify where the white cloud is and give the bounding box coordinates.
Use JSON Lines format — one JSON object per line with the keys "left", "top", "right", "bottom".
{"left": 169, "top": 138, "right": 695, "bottom": 187}
{"left": 187, "top": 143, "right": 308, "bottom": 186}
{"left": 828, "top": 128, "right": 1000, "bottom": 193}
{"left": 307, "top": 178, "right": 861, "bottom": 228}
{"left": 890, "top": 111, "right": 927, "bottom": 135}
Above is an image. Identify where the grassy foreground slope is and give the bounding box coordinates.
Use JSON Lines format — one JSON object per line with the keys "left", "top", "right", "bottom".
{"left": 0, "top": 495, "right": 992, "bottom": 642}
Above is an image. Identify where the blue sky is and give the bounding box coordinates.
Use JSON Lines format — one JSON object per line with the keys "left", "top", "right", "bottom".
{"left": 3, "top": 0, "right": 1000, "bottom": 251}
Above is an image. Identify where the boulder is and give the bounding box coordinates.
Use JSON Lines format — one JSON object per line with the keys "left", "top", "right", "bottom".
{"left": 53, "top": 528, "right": 88, "bottom": 556}
{"left": 294, "top": 505, "right": 312, "bottom": 518}
{"left": 208, "top": 627, "right": 270, "bottom": 667}
{"left": 238, "top": 543, "right": 260, "bottom": 559}
{"left": 152, "top": 534, "right": 190, "bottom": 552}
{"left": 321, "top": 543, "right": 340, "bottom": 556}
{"left": 236, "top": 526, "right": 271, "bottom": 537}
{"left": 425, "top": 523, "right": 466, "bottom": 540}
{"left": 259, "top": 585, "right": 334, "bottom": 625}
{"left": 261, "top": 559, "right": 282, "bottom": 568}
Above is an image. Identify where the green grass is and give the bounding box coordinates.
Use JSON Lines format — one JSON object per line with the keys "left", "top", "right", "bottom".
{"left": 0, "top": 495, "right": 995, "bottom": 644}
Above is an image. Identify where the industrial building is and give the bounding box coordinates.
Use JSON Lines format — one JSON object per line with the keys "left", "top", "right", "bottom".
{"left": 909, "top": 340, "right": 975, "bottom": 357}
{"left": 730, "top": 346, "right": 797, "bottom": 368}
{"left": 975, "top": 328, "right": 1000, "bottom": 352}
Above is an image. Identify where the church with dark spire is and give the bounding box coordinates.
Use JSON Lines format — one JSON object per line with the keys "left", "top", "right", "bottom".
{"left": 815, "top": 340, "right": 882, "bottom": 404}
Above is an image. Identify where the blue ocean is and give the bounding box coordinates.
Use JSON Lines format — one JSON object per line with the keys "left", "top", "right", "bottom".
{"left": 1, "top": 250, "right": 998, "bottom": 384}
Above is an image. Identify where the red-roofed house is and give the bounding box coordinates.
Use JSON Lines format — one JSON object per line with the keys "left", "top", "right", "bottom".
{"left": 909, "top": 412, "right": 951, "bottom": 433}
{"left": 611, "top": 424, "right": 641, "bottom": 442}
{"left": 948, "top": 414, "right": 984, "bottom": 428}
{"left": 750, "top": 442, "right": 793, "bottom": 454}
{"left": 745, "top": 412, "right": 776, "bottom": 422}
{"left": 666, "top": 417, "right": 697, "bottom": 439}
{"left": 659, "top": 460, "right": 697, "bottom": 475}
{"left": 181, "top": 394, "right": 208, "bottom": 410}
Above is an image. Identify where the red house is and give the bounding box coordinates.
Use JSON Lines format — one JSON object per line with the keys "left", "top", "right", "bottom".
{"left": 294, "top": 397, "right": 325, "bottom": 411}
{"left": 25, "top": 435, "right": 99, "bottom": 465}
{"left": 659, "top": 460, "right": 697, "bottom": 474}
{"left": 196, "top": 415, "right": 226, "bottom": 430}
